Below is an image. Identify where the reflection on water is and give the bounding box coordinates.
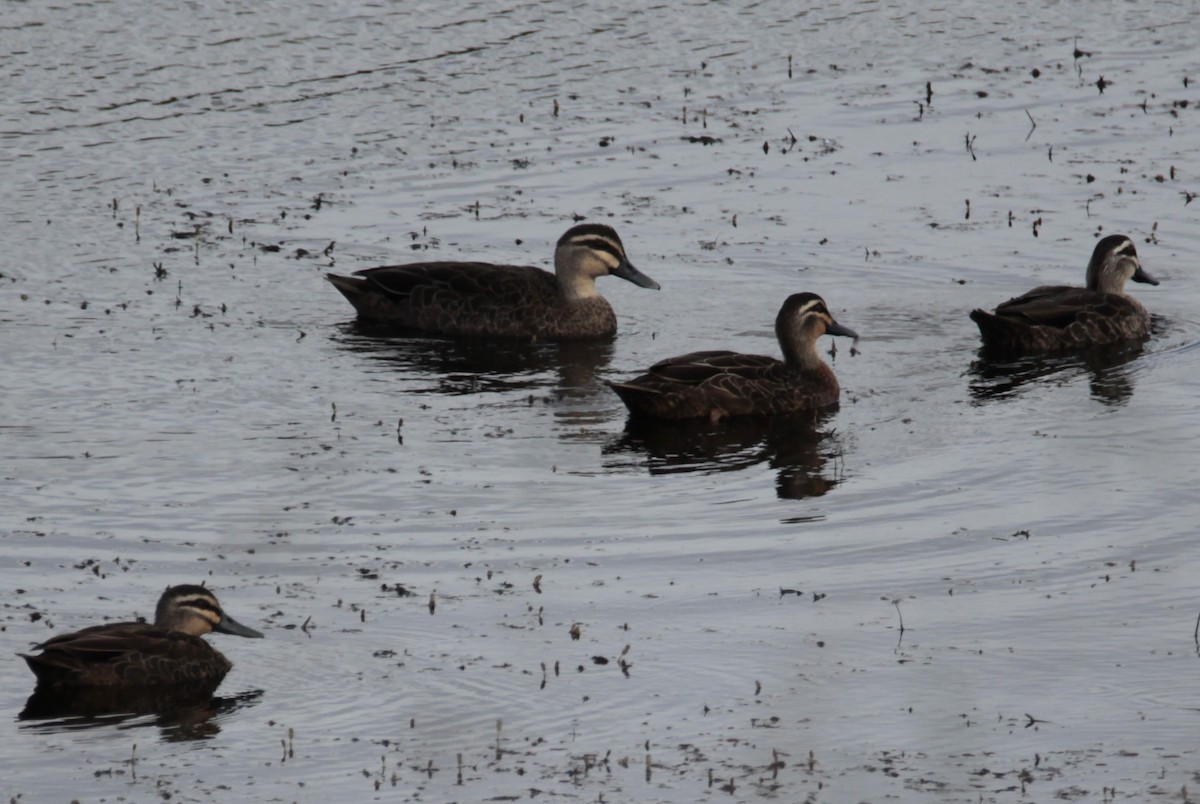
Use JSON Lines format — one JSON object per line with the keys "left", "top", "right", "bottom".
{"left": 19, "top": 685, "right": 264, "bottom": 742}
{"left": 331, "top": 324, "right": 614, "bottom": 396}
{"left": 967, "top": 342, "right": 1146, "bottom": 405}
{"left": 604, "top": 409, "right": 844, "bottom": 500}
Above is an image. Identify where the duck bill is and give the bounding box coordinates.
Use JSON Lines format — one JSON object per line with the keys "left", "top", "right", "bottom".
{"left": 825, "top": 321, "right": 859, "bottom": 339}
{"left": 215, "top": 612, "right": 264, "bottom": 639}
{"left": 611, "top": 258, "right": 661, "bottom": 290}
{"left": 1132, "top": 265, "right": 1159, "bottom": 286}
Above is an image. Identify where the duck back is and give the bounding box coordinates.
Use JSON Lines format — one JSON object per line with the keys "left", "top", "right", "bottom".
{"left": 328, "top": 263, "right": 618, "bottom": 339}
{"left": 610, "top": 352, "right": 840, "bottom": 422}
{"left": 971, "top": 285, "right": 1152, "bottom": 354}
{"left": 22, "top": 623, "right": 233, "bottom": 689}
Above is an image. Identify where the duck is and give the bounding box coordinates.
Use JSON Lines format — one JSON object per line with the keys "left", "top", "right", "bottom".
{"left": 20, "top": 584, "right": 263, "bottom": 691}
{"left": 326, "top": 223, "right": 660, "bottom": 340}
{"left": 607, "top": 292, "right": 859, "bottom": 423}
{"left": 970, "top": 234, "right": 1159, "bottom": 355}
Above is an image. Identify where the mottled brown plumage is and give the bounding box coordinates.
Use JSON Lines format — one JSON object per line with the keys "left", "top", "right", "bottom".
{"left": 20, "top": 584, "right": 263, "bottom": 691}
{"left": 608, "top": 292, "right": 859, "bottom": 423}
{"left": 326, "top": 223, "right": 659, "bottom": 340}
{"left": 970, "top": 234, "right": 1159, "bottom": 355}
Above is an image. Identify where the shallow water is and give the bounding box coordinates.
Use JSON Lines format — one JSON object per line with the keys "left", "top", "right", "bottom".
{"left": 3, "top": 0, "right": 1200, "bottom": 801}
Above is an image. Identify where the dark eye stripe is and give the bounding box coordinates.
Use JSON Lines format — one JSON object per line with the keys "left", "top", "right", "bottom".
{"left": 793, "top": 299, "right": 828, "bottom": 318}
{"left": 178, "top": 596, "right": 222, "bottom": 615}
{"left": 572, "top": 237, "right": 625, "bottom": 261}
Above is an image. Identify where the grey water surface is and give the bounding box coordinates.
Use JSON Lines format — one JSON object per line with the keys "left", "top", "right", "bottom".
{"left": 3, "top": 1, "right": 1200, "bottom": 801}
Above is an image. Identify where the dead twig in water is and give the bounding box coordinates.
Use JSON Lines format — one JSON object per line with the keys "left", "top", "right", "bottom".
{"left": 965, "top": 132, "right": 977, "bottom": 161}
{"left": 1025, "top": 109, "right": 1037, "bottom": 141}
{"left": 769, "top": 748, "right": 786, "bottom": 778}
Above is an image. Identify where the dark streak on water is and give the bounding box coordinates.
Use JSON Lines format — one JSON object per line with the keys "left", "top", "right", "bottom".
{"left": 3, "top": 1, "right": 1200, "bottom": 801}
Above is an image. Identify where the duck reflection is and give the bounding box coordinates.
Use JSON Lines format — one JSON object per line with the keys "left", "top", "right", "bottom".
{"left": 968, "top": 340, "right": 1145, "bottom": 406}
{"left": 332, "top": 323, "right": 614, "bottom": 397}
{"left": 19, "top": 684, "right": 263, "bottom": 741}
{"left": 604, "top": 409, "right": 844, "bottom": 499}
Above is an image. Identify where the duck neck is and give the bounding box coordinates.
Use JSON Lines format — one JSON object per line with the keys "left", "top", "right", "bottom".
{"left": 1088, "top": 256, "right": 1131, "bottom": 295}
{"left": 778, "top": 323, "right": 823, "bottom": 370}
{"left": 555, "top": 254, "right": 599, "bottom": 300}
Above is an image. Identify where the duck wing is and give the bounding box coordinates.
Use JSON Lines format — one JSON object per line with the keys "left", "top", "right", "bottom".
{"left": 646, "top": 351, "right": 781, "bottom": 385}
{"left": 354, "top": 262, "right": 559, "bottom": 306}
{"left": 992, "top": 285, "right": 1134, "bottom": 329}
{"left": 22, "top": 624, "right": 228, "bottom": 687}
{"left": 30, "top": 622, "right": 153, "bottom": 655}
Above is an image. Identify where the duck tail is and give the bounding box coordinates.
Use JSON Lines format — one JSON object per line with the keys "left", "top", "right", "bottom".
{"left": 607, "top": 380, "right": 666, "bottom": 406}
{"left": 606, "top": 381, "right": 643, "bottom": 403}
{"left": 970, "top": 308, "right": 1039, "bottom": 356}
{"left": 325, "top": 273, "right": 364, "bottom": 302}
{"left": 20, "top": 652, "right": 71, "bottom": 685}
{"left": 970, "top": 308, "right": 1012, "bottom": 341}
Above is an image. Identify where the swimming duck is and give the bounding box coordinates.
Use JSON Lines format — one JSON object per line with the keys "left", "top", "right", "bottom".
{"left": 20, "top": 584, "right": 263, "bottom": 690}
{"left": 326, "top": 223, "right": 660, "bottom": 340}
{"left": 608, "top": 292, "right": 858, "bottom": 423}
{"left": 970, "top": 234, "right": 1159, "bottom": 355}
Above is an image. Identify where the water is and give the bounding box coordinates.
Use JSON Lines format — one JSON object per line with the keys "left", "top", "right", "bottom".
{"left": 3, "top": 1, "right": 1200, "bottom": 801}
